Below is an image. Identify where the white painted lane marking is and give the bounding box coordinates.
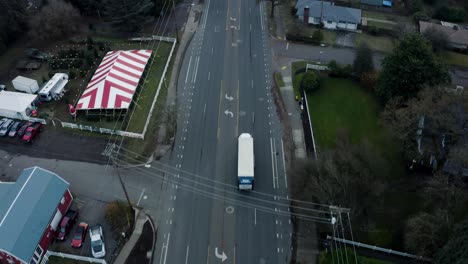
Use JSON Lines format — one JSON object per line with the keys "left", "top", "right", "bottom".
{"left": 208, "top": 71, "right": 211, "bottom": 80}
{"left": 254, "top": 208, "right": 257, "bottom": 225}
{"left": 137, "top": 188, "right": 146, "bottom": 206}
{"left": 286, "top": 42, "right": 289, "bottom": 50}
{"left": 281, "top": 139, "right": 288, "bottom": 188}
{"left": 185, "top": 246, "right": 190, "bottom": 264}
{"left": 270, "top": 138, "right": 276, "bottom": 189}
{"left": 185, "top": 56, "right": 193, "bottom": 84}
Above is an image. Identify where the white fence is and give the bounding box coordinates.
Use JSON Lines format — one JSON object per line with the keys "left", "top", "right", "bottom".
{"left": 303, "top": 93, "right": 318, "bottom": 159}
{"left": 306, "top": 64, "right": 329, "bottom": 72}
{"left": 62, "top": 35, "right": 177, "bottom": 139}
{"left": 25, "top": 117, "right": 47, "bottom": 124}
{"left": 41, "top": 250, "right": 107, "bottom": 264}
{"left": 61, "top": 122, "right": 144, "bottom": 139}
{"left": 326, "top": 235, "right": 431, "bottom": 262}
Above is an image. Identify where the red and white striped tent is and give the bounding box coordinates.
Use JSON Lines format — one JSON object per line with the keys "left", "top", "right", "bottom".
{"left": 76, "top": 50, "right": 152, "bottom": 110}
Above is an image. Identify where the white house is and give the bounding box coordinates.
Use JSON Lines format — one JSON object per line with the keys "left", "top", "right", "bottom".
{"left": 295, "top": 0, "right": 362, "bottom": 31}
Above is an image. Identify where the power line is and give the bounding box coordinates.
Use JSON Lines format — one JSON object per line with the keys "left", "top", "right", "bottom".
{"left": 114, "top": 157, "right": 333, "bottom": 223}
{"left": 347, "top": 212, "right": 358, "bottom": 264}
{"left": 116, "top": 144, "right": 337, "bottom": 209}
{"left": 114, "top": 155, "right": 332, "bottom": 218}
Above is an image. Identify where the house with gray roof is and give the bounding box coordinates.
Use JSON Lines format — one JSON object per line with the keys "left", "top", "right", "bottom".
{"left": 295, "top": 0, "right": 362, "bottom": 31}
{"left": 0, "top": 167, "right": 72, "bottom": 264}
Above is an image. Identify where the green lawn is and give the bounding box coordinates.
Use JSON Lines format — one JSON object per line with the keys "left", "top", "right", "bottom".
{"left": 441, "top": 51, "right": 468, "bottom": 68}
{"left": 355, "top": 34, "right": 396, "bottom": 53}
{"left": 274, "top": 72, "right": 285, "bottom": 87}
{"left": 367, "top": 20, "right": 396, "bottom": 31}
{"left": 307, "top": 78, "right": 382, "bottom": 148}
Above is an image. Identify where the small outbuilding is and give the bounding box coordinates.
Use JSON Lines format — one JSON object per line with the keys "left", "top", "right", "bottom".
{"left": 0, "top": 167, "right": 73, "bottom": 264}
{"left": 0, "top": 91, "right": 37, "bottom": 119}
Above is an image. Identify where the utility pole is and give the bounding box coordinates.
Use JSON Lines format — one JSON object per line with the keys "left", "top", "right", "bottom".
{"left": 172, "top": 0, "right": 180, "bottom": 41}
{"left": 112, "top": 157, "right": 133, "bottom": 209}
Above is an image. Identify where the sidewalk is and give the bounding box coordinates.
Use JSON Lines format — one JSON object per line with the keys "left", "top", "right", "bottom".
{"left": 278, "top": 64, "right": 307, "bottom": 159}
{"left": 154, "top": 1, "right": 202, "bottom": 159}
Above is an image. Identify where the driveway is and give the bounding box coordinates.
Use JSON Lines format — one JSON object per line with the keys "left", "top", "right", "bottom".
{"left": 335, "top": 32, "right": 356, "bottom": 48}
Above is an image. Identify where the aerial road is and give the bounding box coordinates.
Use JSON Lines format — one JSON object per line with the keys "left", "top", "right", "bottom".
{"left": 154, "top": 0, "right": 292, "bottom": 263}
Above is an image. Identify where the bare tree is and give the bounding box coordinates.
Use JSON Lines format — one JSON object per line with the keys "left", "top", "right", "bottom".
{"left": 381, "top": 87, "right": 468, "bottom": 161}
{"left": 291, "top": 130, "right": 387, "bottom": 229}
{"left": 29, "top": 0, "right": 81, "bottom": 40}
{"left": 404, "top": 210, "right": 450, "bottom": 257}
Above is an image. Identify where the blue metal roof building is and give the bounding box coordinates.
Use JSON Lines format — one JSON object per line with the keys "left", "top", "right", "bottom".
{"left": 0, "top": 167, "right": 69, "bottom": 263}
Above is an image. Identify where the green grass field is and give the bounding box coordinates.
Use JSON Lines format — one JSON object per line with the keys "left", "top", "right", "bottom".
{"left": 307, "top": 78, "right": 382, "bottom": 148}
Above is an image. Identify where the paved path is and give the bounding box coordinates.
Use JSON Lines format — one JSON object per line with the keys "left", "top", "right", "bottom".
{"left": 277, "top": 67, "right": 307, "bottom": 159}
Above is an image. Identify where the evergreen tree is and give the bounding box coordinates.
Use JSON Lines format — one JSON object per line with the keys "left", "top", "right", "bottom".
{"left": 376, "top": 33, "right": 450, "bottom": 102}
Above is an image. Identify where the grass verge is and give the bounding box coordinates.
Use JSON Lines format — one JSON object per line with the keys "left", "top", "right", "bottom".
{"left": 274, "top": 72, "right": 285, "bottom": 87}
{"left": 441, "top": 51, "right": 468, "bottom": 68}
{"left": 355, "top": 34, "right": 396, "bottom": 53}
{"left": 319, "top": 249, "right": 396, "bottom": 264}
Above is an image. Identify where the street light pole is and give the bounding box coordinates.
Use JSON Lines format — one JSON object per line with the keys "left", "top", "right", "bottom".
{"left": 172, "top": 0, "right": 180, "bottom": 41}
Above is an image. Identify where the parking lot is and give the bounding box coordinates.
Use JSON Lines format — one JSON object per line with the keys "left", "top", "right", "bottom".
{"left": 0, "top": 121, "right": 110, "bottom": 164}
{"left": 48, "top": 197, "right": 119, "bottom": 263}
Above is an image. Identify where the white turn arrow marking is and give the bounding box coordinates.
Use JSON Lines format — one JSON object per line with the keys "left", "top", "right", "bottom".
{"left": 215, "top": 247, "right": 228, "bottom": 262}
{"left": 224, "top": 110, "right": 234, "bottom": 117}
{"left": 225, "top": 94, "right": 234, "bottom": 101}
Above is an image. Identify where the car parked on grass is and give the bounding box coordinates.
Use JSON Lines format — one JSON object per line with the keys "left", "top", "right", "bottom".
{"left": 17, "top": 121, "right": 33, "bottom": 137}
{"left": 8, "top": 121, "right": 22, "bottom": 137}
{"left": 22, "top": 122, "right": 42, "bottom": 143}
{"left": 0, "top": 119, "right": 14, "bottom": 136}
{"left": 90, "top": 225, "right": 106, "bottom": 258}
{"left": 56, "top": 209, "right": 78, "bottom": 241}
{"left": 71, "top": 222, "right": 89, "bottom": 248}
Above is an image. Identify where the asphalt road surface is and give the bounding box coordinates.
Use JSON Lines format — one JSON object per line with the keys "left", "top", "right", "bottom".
{"left": 154, "top": 0, "right": 292, "bottom": 263}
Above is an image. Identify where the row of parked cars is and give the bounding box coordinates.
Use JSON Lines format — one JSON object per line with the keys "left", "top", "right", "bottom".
{"left": 56, "top": 209, "right": 106, "bottom": 258}
{"left": 0, "top": 118, "right": 42, "bottom": 142}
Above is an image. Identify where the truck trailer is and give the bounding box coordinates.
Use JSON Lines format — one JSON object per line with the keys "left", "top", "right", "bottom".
{"left": 12, "top": 76, "right": 39, "bottom": 94}
{"left": 238, "top": 133, "right": 254, "bottom": 190}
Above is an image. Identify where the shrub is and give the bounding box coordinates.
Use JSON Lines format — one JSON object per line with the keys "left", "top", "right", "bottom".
{"left": 105, "top": 200, "right": 134, "bottom": 235}
{"left": 367, "top": 25, "right": 380, "bottom": 36}
{"left": 434, "top": 6, "right": 466, "bottom": 22}
{"left": 300, "top": 71, "right": 320, "bottom": 93}
{"left": 413, "top": 11, "right": 430, "bottom": 22}
{"left": 328, "top": 60, "right": 353, "bottom": 78}
{"left": 86, "top": 36, "right": 94, "bottom": 50}
{"left": 311, "top": 30, "right": 324, "bottom": 45}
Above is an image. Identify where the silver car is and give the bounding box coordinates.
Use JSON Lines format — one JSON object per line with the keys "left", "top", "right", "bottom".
{"left": 0, "top": 119, "right": 13, "bottom": 136}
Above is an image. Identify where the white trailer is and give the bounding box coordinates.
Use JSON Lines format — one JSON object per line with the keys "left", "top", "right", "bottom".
{"left": 0, "top": 91, "right": 37, "bottom": 119}
{"left": 238, "top": 133, "right": 254, "bottom": 190}
{"left": 38, "top": 73, "right": 68, "bottom": 101}
{"left": 12, "top": 76, "right": 39, "bottom": 94}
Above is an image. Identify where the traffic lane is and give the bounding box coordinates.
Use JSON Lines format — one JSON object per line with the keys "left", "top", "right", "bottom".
{"left": 159, "top": 1, "right": 229, "bottom": 262}
{"left": 271, "top": 39, "right": 385, "bottom": 70}
{"left": 0, "top": 126, "right": 108, "bottom": 164}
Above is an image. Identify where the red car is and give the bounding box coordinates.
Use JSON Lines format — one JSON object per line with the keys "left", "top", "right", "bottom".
{"left": 22, "top": 122, "right": 42, "bottom": 142}
{"left": 56, "top": 209, "right": 78, "bottom": 240}
{"left": 17, "top": 121, "right": 33, "bottom": 137}
{"left": 71, "top": 222, "right": 89, "bottom": 248}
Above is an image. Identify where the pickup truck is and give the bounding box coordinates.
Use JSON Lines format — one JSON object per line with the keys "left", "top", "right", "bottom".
{"left": 56, "top": 209, "right": 78, "bottom": 241}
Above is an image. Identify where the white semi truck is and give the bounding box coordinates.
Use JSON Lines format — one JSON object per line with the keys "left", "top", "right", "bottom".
{"left": 238, "top": 133, "right": 254, "bottom": 190}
